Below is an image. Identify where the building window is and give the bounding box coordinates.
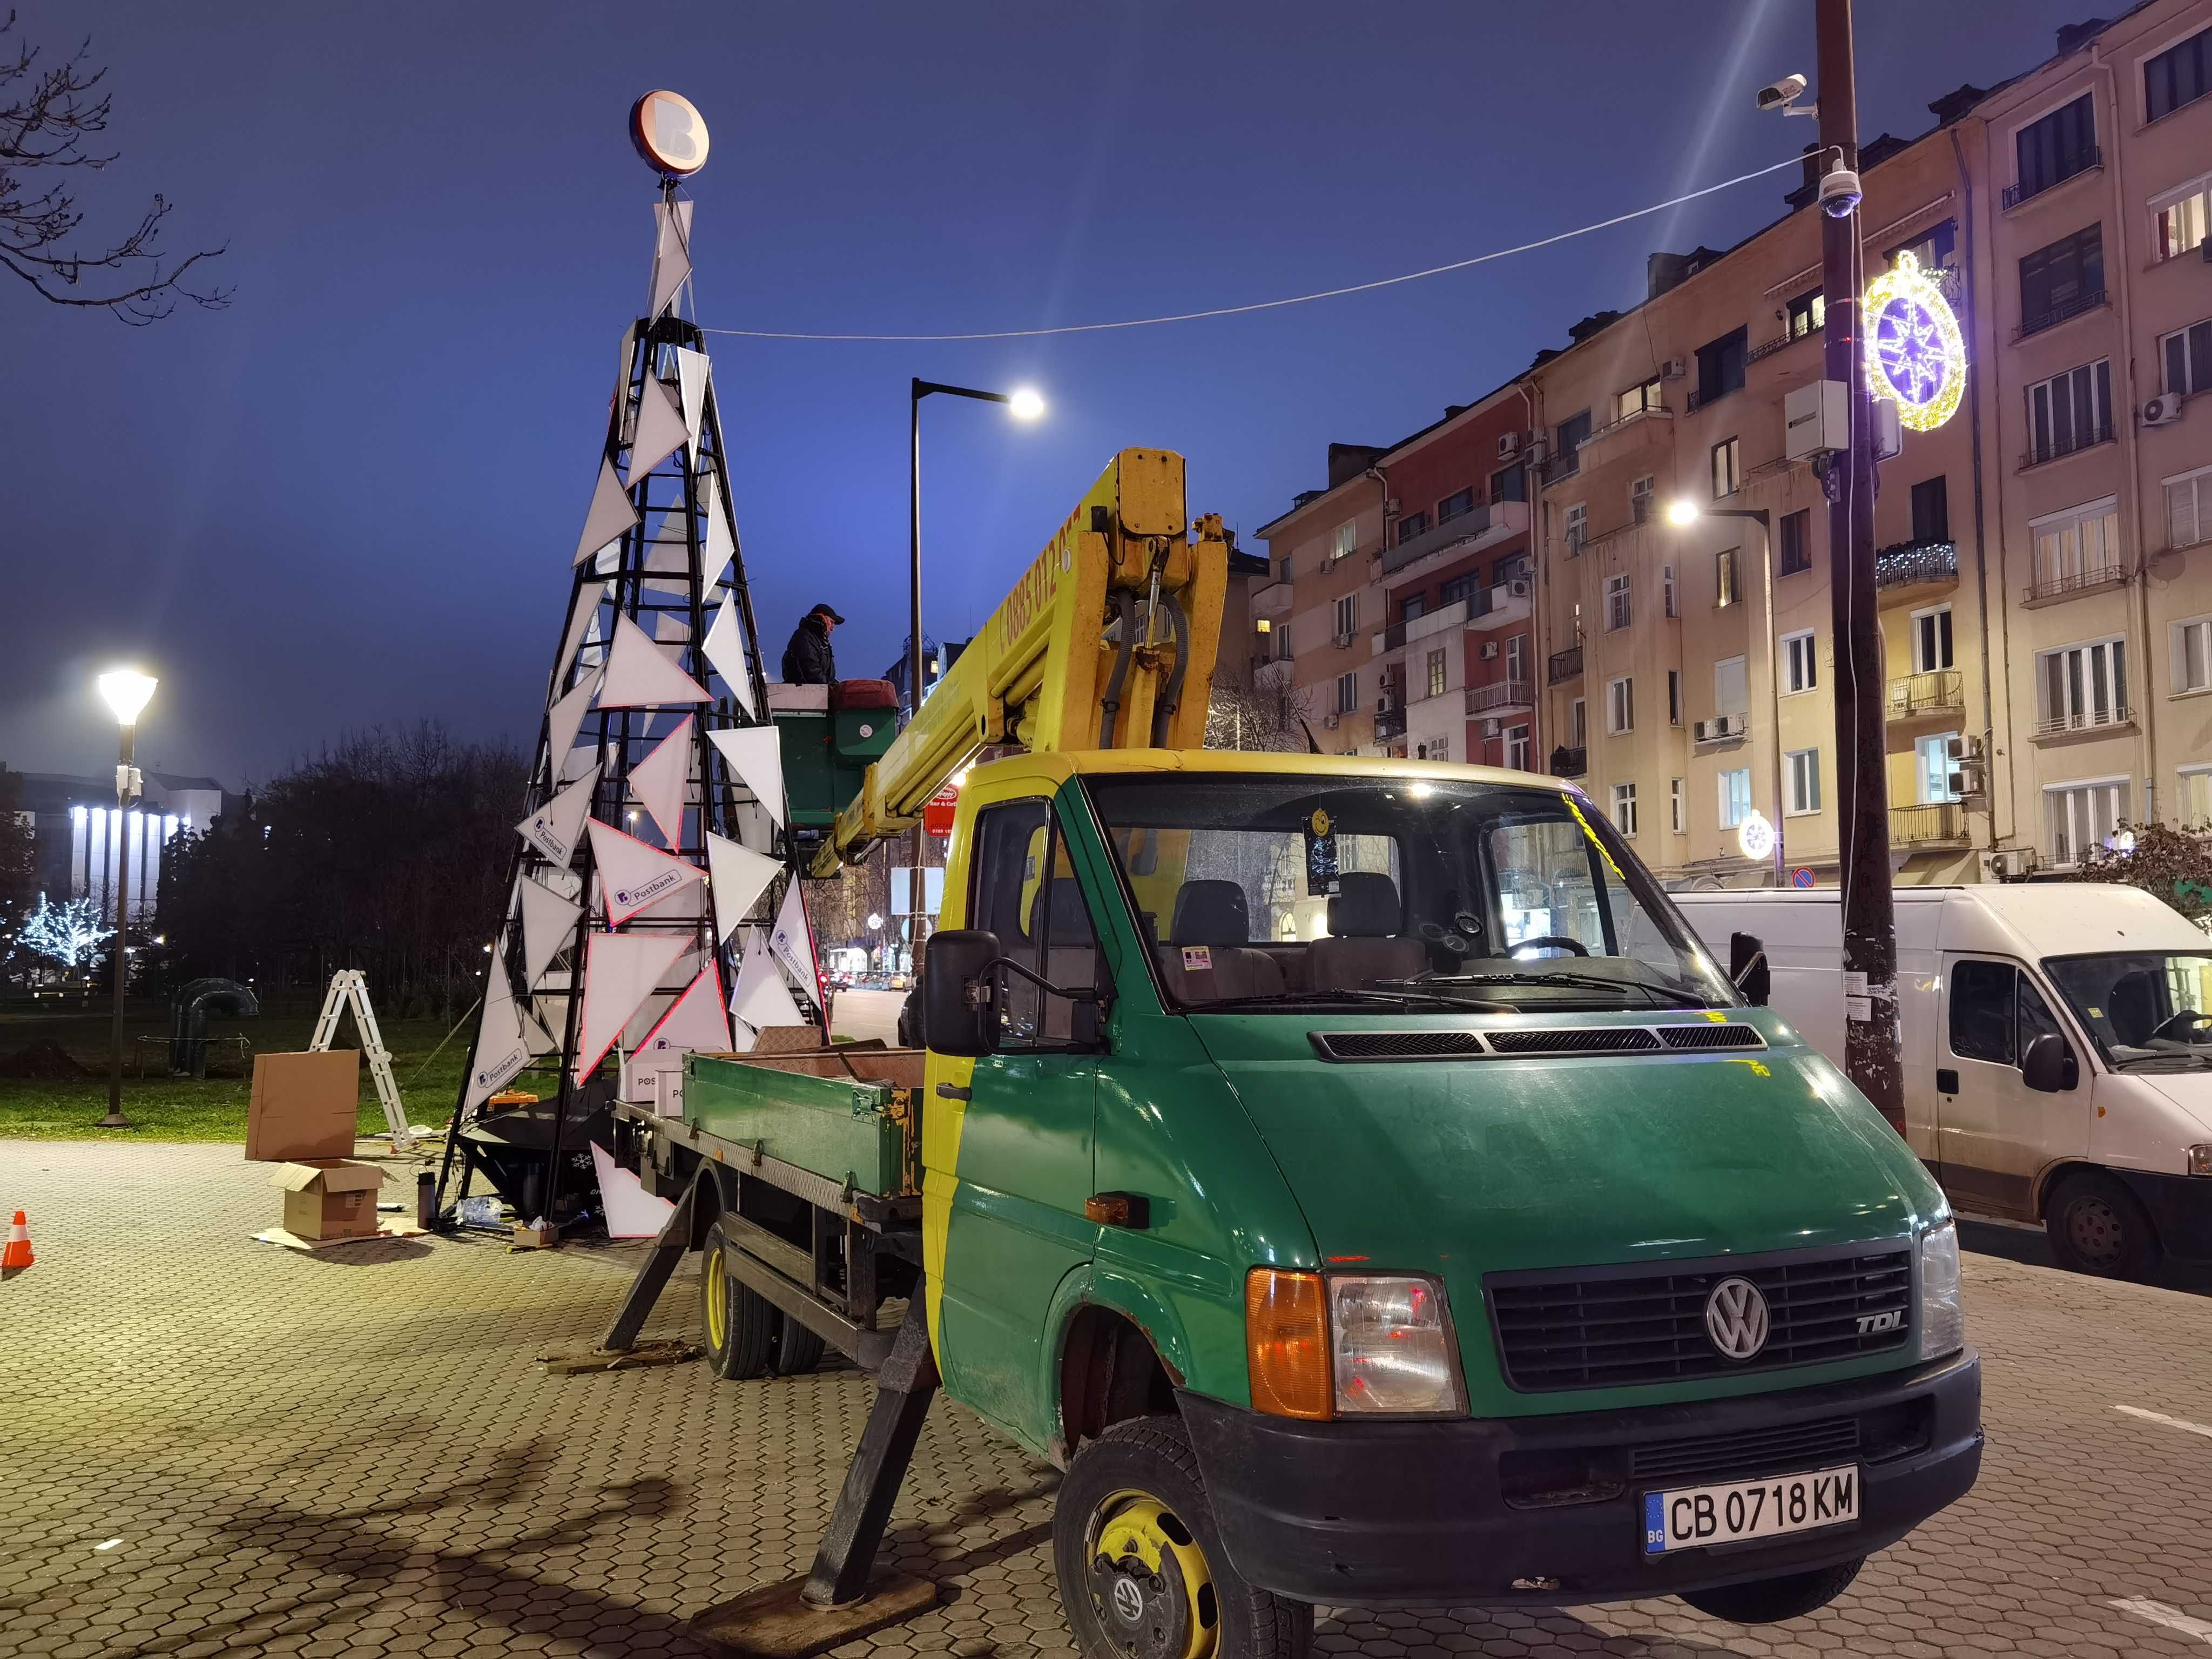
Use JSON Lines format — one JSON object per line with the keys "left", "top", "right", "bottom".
{"left": 1615, "top": 377, "right": 1663, "bottom": 422}
{"left": 2031, "top": 496, "right": 2123, "bottom": 594}
{"left": 1439, "top": 572, "right": 1476, "bottom": 608}
{"left": 1918, "top": 733, "right": 1961, "bottom": 804}
{"left": 1495, "top": 552, "right": 1530, "bottom": 585}
{"left": 1331, "top": 520, "right": 1358, "bottom": 562}
{"left": 1710, "top": 436, "right": 1741, "bottom": 499}
{"left": 1716, "top": 547, "right": 1739, "bottom": 608}
{"left": 2146, "top": 25, "right": 2212, "bottom": 124}
{"left": 1716, "top": 655, "right": 1749, "bottom": 716}
{"left": 1491, "top": 463, "right": 1525, "bottom": 503}
{"left": 1668, "top": 669, "right": 1682, "bottom": 726}
{"left": 1785, "top": 288, "right": 1825, "bottom": 339}
{"left": 1605, "top": 572, "right": 1631, "bottom": 631}
{"left": 1913, "top": 605, "right": 1954, "bottom": 673}
{"left": 1911, "top": 476, "right": 1951, "bottom": 544}
{"left": 1785, "top": 748, "right": 1822, "bottom": 815}
{"left": 2025, "top": 360, "right": 2113, "bottom": 465}
{"left": 1506, "top": 724, "right": 1530, "bottom": 771}
{"left": 1333, "top": 594, "right": 1359, "bottom": 639}
{"left": 1631, "top": 475, "right": 1655, "bottom": 524}
{"left": 1782, "top": 629, "right": 1818, "bottom": 694}
{"left": 2173, "top": 617, "right": 2212, "bottom": 695}
{"left": 1886, "top": 220, "right": 1956, "bottom": 274}
{"left": 2013, "top": 92, "right": 2096, "bottom": 202}
{"left": 1670, "top": 777, "right": 1685, "bottom": 833}
{"left": 2038, "top": 637, "right": 2129, "bottom": 734}
{"left": 1555, "top": 409, "right": 1591, "bottom": 469}
{"left": 2047, "top": 778, "right": 2128, "bottom": 865}
{"left": 1611, "top": 781, "right": 1639, "bottom": 837}
{"left": 1397, "top": 510, "right": 1431, "bottom": 545}
{"left": 1695, "top": 327, "right": 1748, "bottom": 406}
{"left": 1779, "top": 508, "right": 1812, "bottom": 574}
{"left": 2018, "top": 225, "right": 2104, "bottom": 335}
{"left": 1719, "top": 767, "right": 1753, "bottom": 830}
{"left": 1337, "top": 671, "right": 1358, "bottom": 714}
{"left": 1401, "top": 593, "right": 1427, "bottom": 623}
{"left": 2168, "top": 464, "right": 2212, "bottom": 551}
{"left": 1570, "top": 698, "right": 1586, "bottom": 746}
{"left": 1426, "top": 648, "right": 1447, "bottom": 699}
{"left": 2162, "top": 319, "right": 2212, "bottom": 396}
{"left": 1607, "top": 675, "right": 1634, "bottom": 734}
{"left": 1564, "top": 501, "right": 1587, "bottom": 554}
{"left": 1663, "top": 563, "right": 1678, "bottom": 617}
{"left": 1438, "top": 487, "right": 1476, "bottom": 523}
{"left": 1426, "top": 733, "right": 1450, "bottom": 763}
{"left": 2154, "top": 176, "right": 2210, "bottom": 261}
{"left": 2182, "top": 766, "right": 2212, "bottom": 827}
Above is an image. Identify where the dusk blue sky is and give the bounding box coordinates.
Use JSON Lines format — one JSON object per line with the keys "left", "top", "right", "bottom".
{"left": 4, "top": 1, "right": 2095, "bottom": 784}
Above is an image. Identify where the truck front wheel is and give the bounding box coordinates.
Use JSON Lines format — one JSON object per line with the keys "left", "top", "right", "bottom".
{"left": 1678, "top": 1556, "right": 1862, "bottom": 1623}
{"left": 1054, "top": 1416, "right": 1311, "bottom": 1659}
{"left": 700, "top": 1223, "right": 779, "bottom": 1379}
{"left": 2045, "top": 1171, "right": 2163, "bottom": 1280}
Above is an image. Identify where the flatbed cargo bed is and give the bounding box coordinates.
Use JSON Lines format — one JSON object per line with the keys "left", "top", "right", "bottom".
{"left": 680, "top": 1046, "right": 925, "bottom": 1199}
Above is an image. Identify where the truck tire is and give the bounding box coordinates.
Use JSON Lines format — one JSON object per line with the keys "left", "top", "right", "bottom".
{"left": 700, "top": 1222, "right": 779, "bottom": 1380}
{"left": 2045, "top": 1170, "right": 2163, "bottom": 1280}
{"left": 774, "top": 1313, "right": 827, "bottom": 1375}
{"left": 1678, "top": 1556, "right": 1862, "bottom": 1623}
{"left": 1054, "top": 1415, "right": 1312, "bottom": 1659}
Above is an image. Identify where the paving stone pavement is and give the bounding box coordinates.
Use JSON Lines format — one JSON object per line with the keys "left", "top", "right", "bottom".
{"left": 3, "top": 1142, "right": 2211, "bottom": 1658}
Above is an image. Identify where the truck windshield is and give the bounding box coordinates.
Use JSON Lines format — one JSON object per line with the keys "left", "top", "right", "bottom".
{"left": 1083, "top": 773, "right": 1736, "bottom": 1013}
{"left": 2044, "top": 953, "right": 2212, "bottom": 1067}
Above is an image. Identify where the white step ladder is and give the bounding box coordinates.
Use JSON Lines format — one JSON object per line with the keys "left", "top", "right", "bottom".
{"left": 311, "top": 970, "right": 414, "bottom": 1151}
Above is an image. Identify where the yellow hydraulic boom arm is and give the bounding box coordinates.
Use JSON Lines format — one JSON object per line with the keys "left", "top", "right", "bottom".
{"left": 812, "top": 448, "right": 1228, "bottom": 875}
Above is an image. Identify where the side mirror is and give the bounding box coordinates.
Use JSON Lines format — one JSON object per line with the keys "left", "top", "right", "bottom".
{"left": 922, "top": 930, "right": 1000, "bottom": 1057}
{"left": 2021, "top": 1031, "right": 2079, "bottom": 1094}
{"left": 1730, "top": 931, "right": 1771, "bottom": 1007}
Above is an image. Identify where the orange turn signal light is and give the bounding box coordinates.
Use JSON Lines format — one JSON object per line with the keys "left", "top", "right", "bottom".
{"left": 1245, "top": 1267, "right": 1332, "bottom": 1421}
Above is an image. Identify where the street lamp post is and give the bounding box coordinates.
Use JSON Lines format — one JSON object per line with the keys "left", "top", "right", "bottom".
{"left": 1668, "top": 502, "right": 1782, "bottom": 885}
{"left": 95, "top": 668, "right": 157, "bottom": 1129}
{"left": 906, "top": 377, "right": 1044, "bottom": 932}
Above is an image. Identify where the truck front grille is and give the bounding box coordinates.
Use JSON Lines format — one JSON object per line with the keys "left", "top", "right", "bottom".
{"left": 1486, "top": 1246, "right": 1913, "bottom": 1392}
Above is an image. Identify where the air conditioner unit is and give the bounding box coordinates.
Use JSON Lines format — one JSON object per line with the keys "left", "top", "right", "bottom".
{"left": 1480, "top": 640, "right": 1499, "bottom": 660}
{"left": 1694, "top": 713, "right": 1746, "bottom": 743}
{"left": 1482, "top": 719, "right": 1501, "bottom": 738}
{"left": 1661, "top": 358, "right": 1687, "bottom": 381}
{"left": 1495, "top": 433, "right": 1520, "bottom": 460}
{"left": 2143, "top": 393, "right": 2183, "bottom": 427}
{"left": 1323, "top": 712, "right": 1341, "bottom": 730}
{"left": 1332, "top": 629, "right": 1356, "bottom": 649}
{"left": 1524, "top": 437, "right": 1549, "bottom": 464}
{"left": 1504, "top": 578, "right": 1532, "bottom": 599}
{"left": 1384, "top": 498, "right": 1401, "bottom": 514}
{"left": 1979, "top": 848, "right": 2030, "bottom": 882}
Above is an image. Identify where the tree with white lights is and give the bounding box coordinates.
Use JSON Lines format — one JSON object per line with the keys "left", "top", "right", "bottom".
{"left": 14, "top": 893, "right": 112, "bottom": 968}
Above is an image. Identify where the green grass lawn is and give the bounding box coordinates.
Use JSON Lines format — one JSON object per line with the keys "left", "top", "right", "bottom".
{"left": 0, "top": 1006, "right": 477, "bottom": 1141}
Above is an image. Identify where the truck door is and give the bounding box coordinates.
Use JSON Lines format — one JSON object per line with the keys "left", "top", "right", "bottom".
{"left": 929, "top": 794, "right": 1102, "bottom": 1442}
{"left": 1937, "top": 955, "right": 2086, "bottom": 1217}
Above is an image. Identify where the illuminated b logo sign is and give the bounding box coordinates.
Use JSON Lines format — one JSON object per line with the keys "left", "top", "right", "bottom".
{"left": 630, "top": 91, "right": 711, "bottom": 177}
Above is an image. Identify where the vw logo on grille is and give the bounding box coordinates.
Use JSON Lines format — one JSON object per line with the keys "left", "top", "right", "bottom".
{"left": 1704, "top": 1277, "right": 1771, "bottom": 1360}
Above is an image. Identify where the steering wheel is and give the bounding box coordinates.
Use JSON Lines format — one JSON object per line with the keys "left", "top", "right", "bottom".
{"left": 1510, "top": 935, "right": 1589, "bottom": 958}
{"left": 2148, "top": 1008, "right": 2211, "bottom": 1042}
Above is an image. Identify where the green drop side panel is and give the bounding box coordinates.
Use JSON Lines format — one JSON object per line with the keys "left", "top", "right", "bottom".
{"left": 684, "top": 1054, "right": 909, "bottom": 1196}
{"left": 773, "top": 710, "right": 898, "bottom": 830}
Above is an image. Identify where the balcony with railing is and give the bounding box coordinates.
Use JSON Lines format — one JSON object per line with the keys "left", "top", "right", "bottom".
{"left": 1252, "top": 578, "right": 1293, "bottom": 618}
{"left": 2033, "top": 702, "right": 2134, "bottom": 739}
{"left": 1873, "top": 538, "right": 1959, "bottom": 603}
{"left": 1549, "top": 745, "right": 1587, "bottom": 778}
{"left": 1468, "top": 578, "right": 1533, "bottom": 632}
{"left": 1374, "top": 705, "right": 1408, "bottom": 742}
{"left": 1372, "top": 597, "right": 1470, "bottom": 658}
{"left": 2020, "top": 421, "right": 2114, "bottom": 471}
{"left": 2024, "top": 560, "right": 2129, "bottom": 606}
{"left": 1886, "top": 670, "right": 1965, "bottom": 720}
{"left": 2015, "top": 287, "right": 2108, "bottom": 341}
{"left": 1538, "top": 447, "right": 1581, "bottom": 490}
{"left": 1574, "top": 403, "right": 1673, "bottom": 470}
{"left": 1378, "top": 500, "right": 1528, "bottom": 582}
{"left": 1252, "top": 652, "right": 1294, "bottom": 686}
{"left": 1548, "top": 643, "right": 1584, "bottom": 684}
{"left": 1891, "top": 801, "right": 1967, "bottom": 845}
{"left": 2002, "top": 146, "right": 2100, "bottom": 211}
{"left": 1466, "top": 679, "right": 1533, "bottom": 718}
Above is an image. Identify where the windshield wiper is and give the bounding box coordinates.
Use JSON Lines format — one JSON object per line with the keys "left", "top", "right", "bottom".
{"left": 1188, "top": 988, "right": 1515, "bottom": 1014}
{"left": 1384, "top": 971, "right": 1714, "bottom": 1010}
{"left": 2110, "top": 1043, "right": 2212, "bottom": 1070}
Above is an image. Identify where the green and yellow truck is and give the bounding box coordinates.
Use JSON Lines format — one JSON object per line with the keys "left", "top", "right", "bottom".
{"left": 607, "top": 450, "right": 1980, "bottom": 1659}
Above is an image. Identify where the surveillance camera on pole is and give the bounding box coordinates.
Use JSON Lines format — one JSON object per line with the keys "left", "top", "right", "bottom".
{"left": 1756, "top": 73, "right": 1817, "bottom": 117}
{"left": 1819, "top": 154, "right": 1863, "bottom": 219}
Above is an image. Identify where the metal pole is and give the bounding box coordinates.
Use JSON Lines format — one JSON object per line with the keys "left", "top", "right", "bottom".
{"left": 1817, "top": 0, "right": 1904, "bottom": 1134}
{"left": 98, "top": 723, "right": 134, "bottom": 1129}
{"left": 1759, "top": 513, "right": 1783, "bottom": 886}
{"left": 907, "top": 382, "right": 928, "bottom": 954}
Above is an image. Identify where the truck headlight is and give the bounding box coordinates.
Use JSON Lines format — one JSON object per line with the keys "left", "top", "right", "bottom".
{"left": 1917, "top": 1219, "right": 1965, "bottom": 1362}
{"left": 1329, "top": 1274, "right": 1464, "bottom": 1415}
{"left": 2187, "top": 1143, "right": 2212, "bottom": 1178}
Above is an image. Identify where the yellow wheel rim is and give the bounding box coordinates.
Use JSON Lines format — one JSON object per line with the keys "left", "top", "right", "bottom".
{"left": 1090, "top": 1491, "right": 1217, "bottom": 1659}
{"left": 704, "top": 1245, "right": 727, "bottom": 1351}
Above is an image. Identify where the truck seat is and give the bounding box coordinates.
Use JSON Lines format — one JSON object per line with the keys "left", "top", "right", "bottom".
{"left": 1307, "top": 872, "right": 1425, "bottom": 991}
{"left": 1155, "top": 880, "right": 1284, "bottom": 1001}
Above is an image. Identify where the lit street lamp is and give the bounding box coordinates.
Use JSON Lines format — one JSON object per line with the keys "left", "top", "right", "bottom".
{"left": 95, "top": 667, "right": 157, "bottom": 1129}
{"left": 1666, "top": 501, "right": 1784, "bottom": 885}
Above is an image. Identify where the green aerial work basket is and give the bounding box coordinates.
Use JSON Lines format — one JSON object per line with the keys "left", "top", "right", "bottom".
{"left": 684, "top": 1046, "right": 923, "bottom": 1197}
{"left": 771, "top": 679, "right": 900, "bottom": 833}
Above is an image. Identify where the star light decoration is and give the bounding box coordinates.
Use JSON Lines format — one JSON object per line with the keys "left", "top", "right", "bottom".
{"left": 1863, "top": 249, "right": 1966, "bottom": 433}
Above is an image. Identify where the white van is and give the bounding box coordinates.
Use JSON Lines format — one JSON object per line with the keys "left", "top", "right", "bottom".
{"left": 1674, "top": 884, "right": 2212, "bottom": 1280}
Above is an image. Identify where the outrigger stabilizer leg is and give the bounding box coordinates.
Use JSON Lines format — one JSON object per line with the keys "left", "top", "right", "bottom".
{"left": 687, "top": 1292, "right": 941, "bottom": 1657}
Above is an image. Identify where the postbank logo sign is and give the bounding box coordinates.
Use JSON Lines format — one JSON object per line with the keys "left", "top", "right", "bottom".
{"left": 613, "top": 869, "right": 683, "bottom": 909}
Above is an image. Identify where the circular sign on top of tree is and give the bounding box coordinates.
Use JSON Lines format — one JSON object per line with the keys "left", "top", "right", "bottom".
{"left": 1863, "top": 249, "right": 1965, "bottom": 433}
{"left": 630, "top": 91, "right": 710, "bottom": 177}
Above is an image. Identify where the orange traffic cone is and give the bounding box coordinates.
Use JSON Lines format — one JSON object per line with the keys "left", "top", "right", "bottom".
{"left": 2, "top": 1211, "right": 32, "bottom": 1275}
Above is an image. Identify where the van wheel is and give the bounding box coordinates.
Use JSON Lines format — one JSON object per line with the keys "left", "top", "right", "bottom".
{"left": 2045, "top": 1171, "right": 2163, "bottom": 1280}
{"left": 1054, "top": 1416, "right": 1311, "bottom": 1659}
{"left": 1678, "top": 1557, "right": 1862, "bottom": 1623}
{"left": 700, "top": 1222, "right": 778, "bottom": 1379}
{"left": 774, "top": 1313, "right": 827, "bottom": 1375}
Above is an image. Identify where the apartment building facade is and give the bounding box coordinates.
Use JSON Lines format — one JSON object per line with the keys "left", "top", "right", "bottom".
{"left": 1251, "top": 447, "right": 1386, "bottom": 753}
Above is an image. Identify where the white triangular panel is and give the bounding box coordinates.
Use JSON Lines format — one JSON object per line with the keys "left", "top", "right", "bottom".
{"left": 706, "top": 832, "right": 781, "bottom": 943}
{"left": 545, "top": 667, "right": 603, "bottom": 768}
{"left": 554, "top": 585, "right": 606, "bottom": 694}
{"left": 627, "top": 378, "right": 687, "bottom": 484}
{"left": 652, "top": 611, "right": 691, "bottom": 644}
{"left": 599, "top": 614, "right": 710, "bottom": 707}
{"left": 707, "top": 725, "right": 785, "bottom": 828}
{"left": 729, "top": 932, "right": 806, "bottom": 1035}
{"left": 520, "top": 876, "right": 582, "bottom": 988}
{"left": 650, "top": 199, "right": 694, "bottom": 320}
{"left": 635, "top": 961, "right": 731, "bottom": 1064}
{"left": 585, "top": 819, "right": 705, "bottom": 925}
{"left": 674, "top": 347, "right": 709, "bottom": 462}
{"left": 573, "top": 457, "right": 637, "bottom": 568}
{"left": 576, "top": 929, "right": 690, "bottom": 1082}
{"left": 767, "top": 878, "right": 818, "bottom": 998}
{"left": 517, "top": 765, "right": 598, "bottom": 866}
{"left": 703, "top": 596, "right": 754, "bottom": 717}
{"left": 627, "top": 716, "right": 693, "bottom": 846}
{"left": 702, "top": 472, "right": 736, "bottom": 585}
{"left": 463, "top": 962, "right": 534, "bottom": 1115}
{"left": 560, "top": 743, "right": 601, "bottom": 784}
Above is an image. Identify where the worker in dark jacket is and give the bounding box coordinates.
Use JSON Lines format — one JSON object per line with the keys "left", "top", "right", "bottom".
{"left": 780, "top": 603, "right": 843, "bottom": 684}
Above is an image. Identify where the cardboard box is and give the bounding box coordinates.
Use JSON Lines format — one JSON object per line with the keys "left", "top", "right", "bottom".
{"left": 269, "top": 1161, "right": 384, "bottom": 1240}
{"left": 245, "top": 1050, "right": 361, "bottom": 1162}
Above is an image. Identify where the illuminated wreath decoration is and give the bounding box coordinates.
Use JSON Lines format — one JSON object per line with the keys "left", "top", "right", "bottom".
{"left": 1863, "top": 250, "right": 1966, "bottom": 433}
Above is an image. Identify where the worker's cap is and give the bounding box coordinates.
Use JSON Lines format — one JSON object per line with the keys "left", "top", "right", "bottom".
{"left": 809, "top": 603, "right": 847, "bottom": 624}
